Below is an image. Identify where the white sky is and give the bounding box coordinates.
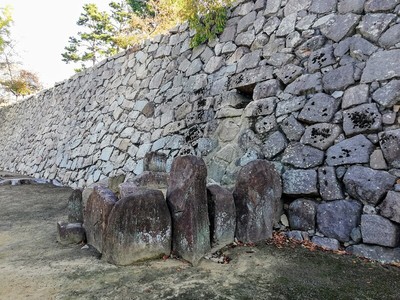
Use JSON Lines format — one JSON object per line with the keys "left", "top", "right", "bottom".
{"left": 0, "top": 0, "right": 111, "bottom": 87}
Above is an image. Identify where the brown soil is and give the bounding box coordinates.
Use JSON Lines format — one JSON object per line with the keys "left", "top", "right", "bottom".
{"left": 1, "top": 182, "right": 400, "bottom": 300}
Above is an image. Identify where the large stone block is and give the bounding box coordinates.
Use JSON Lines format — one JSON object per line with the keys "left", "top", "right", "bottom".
{"left": 379, "top": 191, "right": 400, "bottom": 223}
{"left": 166, "top": 156, "right": 210, "bottom": 265}
{"left": 282, "top": 142, "right": 324, "bottom": 169}
{"left": 102, "top": 189, "right": 172, "bottom": 265}
{"left": 347, "top": 244, "right": 400, "bottom": 264}
{"left": 379, "top": 129, "right": 400, "bottom": 168}
{"left": 298, "top": 93, "right": 339, "bottom": 124}
{"left": 343, "top": 166, "right": 396, "bottom": 205}
{"left": 322, "top": 64, "right": 355, "bottom": 92}
{"left": 233, "top": 160, "right": 282, "bottom": 243}
{"left": 361, "top": 214, "right": 400, "bottom": 247}
{"left": 84, "top": 186, "right": 117, "bottom": 253}
{"left": 320, "top": 13, "right": 360, "bottom": 42}
{"left": 343, "top": 103, "right": 381, "bottom": 136}
{"left": 300, "top": 123, "right": 342, "bottom": 150}
{"left": 317, "top": 200, "right": 362, "bottom": 242}
{"left": 318, "top": 167, "right": 344, "bottom": 201}
{"left": 288, "top": 199, "right": 318, "bottom": 231}
{"left": 361, "top": 49, "right": 400, "bottom": 83}
{"left": 282, "top": 169, "right": 318, "bottom": 196}
{"left": 207, "top": 184, "right": 236, "bottom": 252}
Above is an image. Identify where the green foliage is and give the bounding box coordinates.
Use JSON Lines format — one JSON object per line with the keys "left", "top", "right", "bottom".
{"left": 0, "top": 6, "right": 12, "bottom": 53}
{"left": 126, "top": 0, "right": 149, "bottom": 16}
{"left": 0, "top": 70, "right": 41, "bottom": 97}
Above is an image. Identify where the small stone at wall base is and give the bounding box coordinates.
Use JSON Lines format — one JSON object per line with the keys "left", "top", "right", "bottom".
{"left": 288, "top": 198, "right": 318, "bottom": 231}
{"left": 361, "top": 214, "right": 400, "bottom": 247}
{"left": 347, "top": 244, "right": 400, "bottom": 264}
{"left": 57, "top": 222, "right": 85, "bottom": 245}
{"left": 311, "top": 236, "right": 340, "bottom": 251}
{"left": 379, "top": 191, "right": 400, "bottom": 223}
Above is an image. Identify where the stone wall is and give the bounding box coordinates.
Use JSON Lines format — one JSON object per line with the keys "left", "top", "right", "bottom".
{"left": 1, "top": 0, "right": 400, "bottom": 255}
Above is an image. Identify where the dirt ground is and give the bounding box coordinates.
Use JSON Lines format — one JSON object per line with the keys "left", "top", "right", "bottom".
{"left": 1, "top": 181, "right": 400, "bottom": 300}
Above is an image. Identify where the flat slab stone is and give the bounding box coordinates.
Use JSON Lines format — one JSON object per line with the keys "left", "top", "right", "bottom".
{"left": 284, "top": 73, "right": 323, "bottom": 96}
{"left": 358, "top": 13, "right": 396, "bottom": 43}
{"left": 275, "top": 64, "right": 303, "bottom": 85}
{"left": 317, "top": 200, "right": 362, "bottom": 242}
{"left": 322, "top": 64, "right": 355, "bottom": 92}
{"left": 379, "top": 191, "right": 400, "bottom": 223}
{"left": 318, "top": 166, "right": 344, "bottom": 201}
{"left": 379, "top": 23, "right": 400, "bottom": 48}
{"left": 229, "top": 66, "right": 274, "bottom": 93}
{"left": 343, "top": 166, "right": 396, "bottom": 205}
{"left": 68, "top": 189, "right": 83, "bottom": 223}
{"left": 379, "top": 129, "right": 400, "bottom": 168}
{"left": 361, "top": 214, "right": 400, "bottom": 247}
{"left": 244, "top": 98, "right": 276, "bottom": 117}
{"left": 102, "top": 189, "right": 172, "bottom": 265}
{"left": 342, "top": 84, "right": 369, "bottom": 109}
{"left": 361, "top": 50, "right": 400, "bottom": 83}
{"left": 262, "top": 131, "right": 287, "bottom": 159}
{"left": 298, "top": 93, "right": 339, "bottom": 124}
{"left": 308, "top": 46, "right": 335, "bottom": 73}
{"left": 347, "top": 244, "right": 400, "bottom": 264}
{"left": 365, "top": 0, "right": 399, "bottom": 12}
{"left": 343, "top": 103, "right": 382, "bottom": 136}
{"left": 280, "top": 115, "right": 305, "bottom": 141}
{"left": 326, "top": 134, "right": 374, "bottom": 166}
{"left": 282, "top": 169, "right": 318, "bottom": 196}
{"left": 288, "top": 199, "right": 318, "bottom": 231}
{"left": 372, "top": 80, "right": 400, "bottom": 108}
{"left": 276, "top": 96, "right": 306, "bottom": 117}
{"left": 282, "top": 142, "right": 324, "bottom": 168}
{"left": 300, "top": 123, "right": 342, "bottom": 150}
{"left": 312, "top": 236, "right": 340, "bottom": 251}
{"left": 320, "top": 13, "right": 360, "bottom": 42}
{"left": 233, "top": 160, "right": 282, "bottom": 243}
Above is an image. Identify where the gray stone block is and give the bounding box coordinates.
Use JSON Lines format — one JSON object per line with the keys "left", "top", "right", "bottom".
{"left": 347, "top": 244, "right": 400, "bottom": 264}
{"left": 361, "top": 49, "right": 400, "bottom": 83}
{"left": 379, "top": 191, "right": 400, "bottom": 224}
{"left": 309, "top": 0, "right": 337, "bottom": 13}
{"left": 57, "top": 222, "right": 86, "bottom": 245}
{"left": 343, "top": 103, "right": 382, "bottom": 136}
{"left": 342, "top": 84, "right": 369, "bottom": 110}
{"left": 275, "top": 64, "right": 304, "bottom": 85}
{"left": 322, "top": 64, "right": 355, "bottom": 92}
{"left": 288, "top": 199, "right": 318, "bottom": 231}
{"left": 337, "top": 0, "right": 365, "bottom": 14}
{"left": 361, "top": 214, "right": 400, "bottom": 247}
{"left": 358, "top": 13, "right": 396, "bottom": 43}
{"left": 298, "top": 93, "right": 339, "bottom": 124}
{"left": 300, "top": 123, "right": 342, "bottom": 150}
{"left": 276, "top": 96, "right": 306, "bottom": 117}
{"left": 320, "top": 13, "right": 360, "bottom": 42}
{"left": 280, "top": 115, "right": 305, "bottom": 141}
{"left": 285, "top": 73, "right": 323, "bottom": 95}
{"left": 365, "top": 0, "right": 399, "bottom": 12}
{"left": 282, "top": 142, "right": 324, "bottom": 168}
{"left": 372, "top": 80, "right": 400, "bottom": 108}
{"left": 283, "top": 169, "right": 319, "bottom": 196}
{"left": 379, "top": 129, "right": 400, "bottom": 168}
{"left": 379, "top": 23, "right": 400, "bottom": 48}
{"left": 308, "top": 46, "right": 335, "bottom": 73}
{"left": 253, "top": 79, "right": 280, "bottom": 100}
{"left": 312, "top": 236, "right": 340, "bottom": 251}
{"left": 318, "top": 167, "right": 344, "bottom": 201}
{"left": 262, "top": 131, "right": 287, "bottom": 159}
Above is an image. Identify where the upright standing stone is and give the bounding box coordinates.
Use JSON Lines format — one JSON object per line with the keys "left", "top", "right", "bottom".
{"left": 84, "top": 186, "right": 118, "bottom": 253}
{"left": 68, "top": 189, "right": 83, "bottom": 223}
{"left": 207, "top": 184, "right": 236, "bottom": 252}
{"left": 102, "top": 189, "right": 172, "bottom": 265}
{"left": 233, "top": 160, "right": 282, "bottom": 243}
{"left": 166, "top": 155, "right": 210, "bottom": 265}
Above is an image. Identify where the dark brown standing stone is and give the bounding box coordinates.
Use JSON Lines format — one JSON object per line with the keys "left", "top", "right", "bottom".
{"left": 207, "top": 184, "right": 236, "bottom": 252}
{"left": 102, "top": 188, "right": 172, "bottom": 265}
{"left": 166, "top": 155, "right": 210, "bottom": 265}
{"left": 83, "top": 186, "right": 117, "bottom": 253}
{"left": 233, "top": 160, "right": 282, "bottom": 243}
{"left": 68, "top": 189, "right": 83, "bottom": 223}
{"left": 57, "top": 222, "right": 85, "bottom": 245}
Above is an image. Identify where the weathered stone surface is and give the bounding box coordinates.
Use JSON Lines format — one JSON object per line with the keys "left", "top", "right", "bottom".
{"left": 244, "top": 98, "right": 276, "bottom": 117}
{"left": 255, "top": 115, "right": 277, "bottom": 134}
{"left": 365, "top": 0, "right": 399, "bottom": 12}
{"left": 342, "top": 84, "right": 369, "bottom": 109}
{"left": 275, "top": 64, "right": 303, "bottom": 85}
{"left": 337, "top": 0, "right": 365, "bottom": 14}
{"left": 253, "top": 80, "right": 280, "bottom": 101}
{"left": 57, "top": 222, "right": 85, "bottom": 245}
{"left": 312, "top": 236, "right": 340, "bottom": 251}
{"left": 379, "top": 129, "right": 400, "bottom": 168}
{"left": 317, "top": 200, "right": 362, "bottom": 242}
{"left": 372, "top": 80, "right": 400, "bottom": 108}
{"left": 276, "top": 96, "right": 306, "bottom": 117}
{"left": 370, "top": 149, "right": 388, "bottom": 170}
{"left": 361, "top": 50, "right": 400, "bottom": 83}
{"left": 233, "top": 160, "right": 282, "bottom": 243}
{"left": 347, "top": 244, "right": 400, "bottom": 264}
{"left": 102, "top": 189, "right": 171, "bottom": 265}
{"left": 379, "top": 23, "right": 400, "bottom": 48}
{"left": 343, "top": 103, "right": 382, "bottom": 136}
{"left": 68, "top": 189, "right": 83, "bottom": 223}
{"left": 166, "top": 156, "right": 210, "bottom": 265}
{"left": 84, "top": 186, "right": 117, "bottom": 252}
{"left": 282, "top": 169, "right": 318, "bottom": 196}
{"left": 300, "top": 123, "right": 341, "bottom": 150}
{"left": 229, "top": 66, "right": 274, "bottom": 93}
{"left": 207, "top": 184, "right": 236, "bottom": 251}
{"left": 326, "top": 135, "right": 374, "bottom": 166}
{"left": 276, "top": 13, "right": 297, "bottom": 37}
{"left": 121, "top": 171, "right": 169, "bottom": 198}
{"left": 264, "top": 0, "right": 281, "bottom": 15}
{"left": 308, "top": 46, "right": 335, "bottom": 73}
{"left": 282, "top": 143, "right": 324, "bottom": 168}
{"left": 288, "top": 199, "right": 318, "bottom": 231}
{"left": 284, "top": 0, "right": 312, "bottom": 16}
{"left": 280, "top": 115, "right": 305, "bottom": 141}
{"left": 143, "top": 152, "right": 167, "bottom": 172}
{"left": 361, "top": 214, "right": 400, "bottom": 247}
{"left": 309, "top": 0, "right": 337, "bottom": 13}
{"left": 379, "top": 191, "right": 400, "bottom": 223}
{"left": 343, "top": 166, "right": 396, "bottom": 205}
{"left": 298, "top": 93, "right": 339, "bottom": 124}
{"left": 320, "top": 13, "right": 360, "bottom": 42}
{"left": 322, "top": 64, "right": 355, "bottom": 92}
{"left": 358, "top": 13, "right": 396, "bottom": 43}
{"left": 285, "top": 73, "right": 322, "bottom": 95}
{"left": 262, "top": 131, "right": 287, "bottom": 159}
{"left": 318, "top": 167, "right": 344, "bottom": 201}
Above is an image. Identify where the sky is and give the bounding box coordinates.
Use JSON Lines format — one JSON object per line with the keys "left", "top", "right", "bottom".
{"left": 0, "top": 0, "right": 111, "bottom": 87}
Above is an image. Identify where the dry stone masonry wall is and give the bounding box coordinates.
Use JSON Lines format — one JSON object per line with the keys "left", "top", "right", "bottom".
{"left": 2, "top": 0, "right": 400, "bottom": 262}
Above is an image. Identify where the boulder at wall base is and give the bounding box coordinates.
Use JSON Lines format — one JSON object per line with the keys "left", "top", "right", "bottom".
{"left": 83, "top": 186, "right": 117, "bottom": 253}
{"left": 102, "top": 188, "right": 172, "bottom": 266}
{"left": 288, "top": 198, "right": 318, "bottom": 231}
{"left": 57, "top": 222, "right": 85, "bottom": 245}
{"left": 361, "top": 214, "right": 400, "bottom": 248}
{"left": 166, "top": 155, "right": 210, "bottom": 265}
{"left": 233, "top": 160, "right": 282, "bottom": 243}
{"left": 207, "top": 184, "right": 236, "bottom": 252}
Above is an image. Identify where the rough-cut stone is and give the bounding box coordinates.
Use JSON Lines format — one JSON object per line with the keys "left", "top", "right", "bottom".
{"left": 370, "top": 149, "right": 388, "bottom": 170}
{"left": 342, "top": 84, "right": 369, "bottom": 109}
{"left": 301, "top": 123, "right": 342, "bottom": 150}
{"left": 143, "top": 152, "right": 167, "bottom": 172}
{"left": 379, "top": 191, "right": 400, "bottom": 223}
{"left": 283, "top": 169, "right": 318, "bottom": 196}
{"left": 317, "top": 200, "right": 362, "bottom": 242}
{"left": 343, "top": 166, "right": 396, "bottom": 205}
{"left": 284, "top": 0, "right": 312, "bottom": 16}
{"left": 320, "top": 13, "right": 360, "bottom": 42}
{"left": 280, "top": 115, "right": 305, "bottom": 141}
{"left": 361, "top": 50, "right": 400, "bottom": 83}
{"left": 312, "top": 236, "right": 340, "bottom": 251}
{"left": 264, "top": 0, "right": 281, "bottom": 15}
{"left": 361, "top": 214, "right": 400, "bottom": 247}
{"left": 308, "top": 46, "right": 335, "bottom": 73}
{"left": 166, "top": 156, "right": 210, "bottom": 265}
{"left": 343, "top": 103, "right": 382, "bottom": 136}
{"left": 253, "top": 80, "right": 280, "bottom": 100}
{"left": 322, "top": 64, "right": 355, "bottom": 92}
{"left": 285, "top": 73, "right": 322, "bottom": 95}
{"left": 84, "top": 186, "right": 117, "bottom": 252}
{"left": 347, "top": 244, "right": 400, "bottom": 264}
{"left": 102, "top": 189, "right": 171, "bottom": 265}
{"left": 276, "top": 13, "right": 297, "bottom": 37}
{"left": 121, "top": 171, "right": 169, "bottom": 198}
{"left": 255, "top": 115, "right": 277, "bottom": 134}
{"left": 57, "top": 222, "right": 85, "bottom": 245}
{"left": 337, "top": 0, "right": 365, "bottom": 14}
{"left": 207, "top": 184, "right": 236, "bottom": 251}
{"left": 229, "top": 66, "right": 274, "bottom": 94}
{"left": 244, "top": 98, "right": 276, "bottom": 117}
{"left": 275, "top": 64, "right": 303, "bottom": 85}
{"left": 262, "top": 131, "right": 287, "bottom": 159}
{"left": 379, "top": 129, "right": 400, "bottom": 168}
{"left": 233, "top": 160, "right": 282, "bottom": 243}
{"left": 282, "top": 142, "right": 325, "bottom": 168}
{"left": 309, "top": 0, "right": 337, "bottom": 13}
{"left": 365, "top": 0, "right": 399, "bottom": 12}
{"left": 68, "top": 189, "right": 83, "bottom": 223}
{"left": 298, "top": 93, "right": 339, "bottom": 124}
{"left": 379, "top": 23, "right": 400, "bottom": 48}
{"left": 372, "top": 80, "right": 400, "bottom": 108}
{"left": 326, "top": 134, "right": 374, "bottom": 166}
{"left": 276, "top": 96, "right": 306, "bottom": 117}
{"left": 358, "top": 13, "right": 396, "bottom": 43}
{"left": 288, "top": 199, "right": 318, "bottom": 231}
{"left": 318, "top": 167, "right": 344, "bottom": 201}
